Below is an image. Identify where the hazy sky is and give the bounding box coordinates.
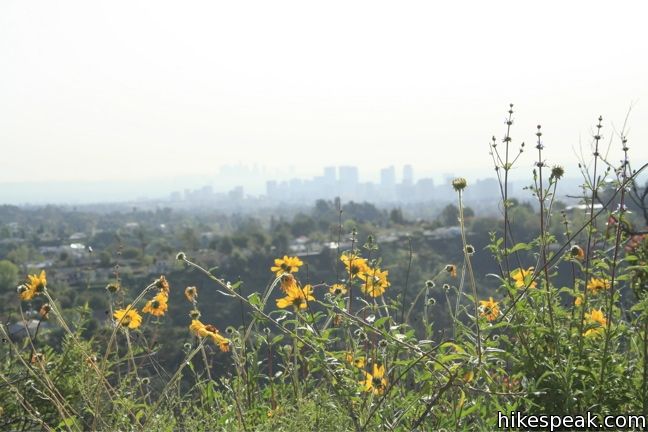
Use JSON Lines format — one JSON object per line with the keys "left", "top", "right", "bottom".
{"left": 1, "top": 0, "right": 647, "bottom": 185}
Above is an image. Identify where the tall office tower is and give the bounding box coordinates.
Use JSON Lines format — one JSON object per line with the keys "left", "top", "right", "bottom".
{"left": 380, "top": 166, "right": 396, "bottom": 188}
{"left": 403, "top": 164, "right": 414, "bottom": 185}
{"left": 338, "top": 166, "right": 359, "bottom": 186}
{"left": 323, "top": 166, "right": 337, "bottom": 184}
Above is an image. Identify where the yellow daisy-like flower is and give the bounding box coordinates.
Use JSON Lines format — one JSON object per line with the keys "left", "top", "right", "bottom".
{"left": 574, "top": 295, "right": 583, "bottom": 307}
{"left": 358, "top": 268, "right": 390, "bottom": 297}
{"left": 360, "top": 364, "right": 388, "bottom": 395}
{"left": 479, "top": 297, "right": 499, "bottom": 322}
{"left": 583, "top": 308, "right": 607, "bottom": 337}
{"left": 184, "top": 286, "right": 198, "bottom": 303}
{"left": 270, "top": 256, "right": 304, "bottom": 276}
{"left": 587, "top": 277, "right": 610, "bottom": 294}
{"left": 276, "top": 283, "right": 315, "bottom": 310}
{"left": 113, "top": 306, "right": 142, "bottom": 329}
{"left": 345, "top": 352, "right": 366, "bottom": 368}
{"left": 142, "top": 292, "right": 168, "bottom": 317}
{"left": 20, "top": 270, "right": 47, "bottom": 301}
{"left": 445, "top": 264, "right": 457, "bottom": 278}
{"left": 189, "top": 319, "right": 230, "bottom": 352}
{"left": 511, "top": 267, "right": 537, "bottom": 289}
{"left": 341, "top": 252, "right": 370, "bottom": 279}
{"left": 329, "top": 283, "right": 347, "bottom": 296}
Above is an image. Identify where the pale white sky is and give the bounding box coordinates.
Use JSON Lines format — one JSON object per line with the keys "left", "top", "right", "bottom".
{"left": 1, "top": 0, "right": 646, "bottom": 185}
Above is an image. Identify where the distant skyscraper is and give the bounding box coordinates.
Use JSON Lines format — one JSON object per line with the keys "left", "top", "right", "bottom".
{"left": 380, "top": 166, "right": 396, "bottom": 187}
{"left": 403, "top": 165, "right": 414, "bottom": 185}
{"left": 323, "top": 166, "right": 337, "bottom": 183}
{"left": 338, "top": 166, "right": 359, "bottom": 185}
{"left": 266, "top": 180, "right": 278, "bottom": 197}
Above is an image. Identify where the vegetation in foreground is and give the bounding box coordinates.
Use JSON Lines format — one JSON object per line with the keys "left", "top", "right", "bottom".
{"left": 2, "top": 107, "right": 648, "bottom": 431}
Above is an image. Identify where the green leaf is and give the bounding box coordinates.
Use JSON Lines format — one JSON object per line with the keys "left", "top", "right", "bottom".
{"left": 507, "top": 242, "right": 532, "bottom": 254}
{"left": 248, "top": 292, "right": 262, "bottom": 308}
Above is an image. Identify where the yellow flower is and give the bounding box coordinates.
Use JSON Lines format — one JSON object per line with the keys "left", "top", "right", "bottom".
{"left": 113, "top": 306, "right": 142, "bottom": 329}
{"left": 142, "top": 292, "right": 168, "bottom": 317}
{"left": 189, "top": 319, "right": 230, "bottom": 352}
{"left": 276, "top": 284, "right": 315, "bottom": 310}
{"left": 341, "top": 252, "right": 370, "bottom": 279}
{"left": 583, "top": 308, "right": 607, "bottom": 337}
{"left": 361, "top": 364, "right": 388, "bottom": 395}
{"left": 346, "top": 352, "right": 366, "bottom": 368}
{"left": 587, "top": 277, "right": 610, "bottom": 294}
{"left": 479, "top": 297, "right": 499, "bottom": 321}
{"left": 190, "top": 319, "right": 208, "bottom": 337}
{"left": 329, "top": 283, "right": 347, "bottom": 296}
{"left": 20, "top": 270, "right": 47, "bottom": 301}
{"left": 445, "top": 264, "right": 457, "bottom": 278}
{"left": 270, "top": 256, "right": 304, "bottom": 276}
{"left": 358, "top": 268, "right": 390, "bottom": 297}
{"left": 574, "top": 295, "right": 583, "bottom": 307}
{"left": 511, "top": 267, "right": 537, "bottom": 289}
{"left": 184, "top": 286, "right": 198, "bottom": 303}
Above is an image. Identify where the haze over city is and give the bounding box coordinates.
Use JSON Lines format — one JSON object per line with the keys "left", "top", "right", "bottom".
{"left": 1, "top": 0, "right": 647, "bottom": 204}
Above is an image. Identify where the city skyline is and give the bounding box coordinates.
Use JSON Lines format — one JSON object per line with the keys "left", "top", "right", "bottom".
{"left": 1, "top": 1, "right": 646, "bottom": 186}
{"left": 0, "top": 161, "right": 589, "bottom": 206}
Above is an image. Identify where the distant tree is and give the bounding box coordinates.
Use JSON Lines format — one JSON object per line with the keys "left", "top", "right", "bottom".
{"left": 135, "top": 227, "right": 150, "bottom": 254}
{"left": 342, "top": 202, "right": 382, "bottom": 223}
{"left": 98, "top": 251, "right": 111, "bottom": 267}
{"left": 291, "top": 213, "right": 316, "bottom": 237}
{"left": 390, "top": 208, "right": 405, "bottom": 225}
{"left": 219, "top": 237, "right": 234, "bottom": 255}
{"left": 121, "top": 247, "right": 142, "bottom": 260}
{"left": 0, "top": 259, "right": 19, "bottom": 292}
{"left": 231, "top": 234, "right": 249, "bottom": 249}
{"left": 439, "top": 204, "right": 474, "bottom": 226}
{"left": 271, "top": 232, "right": 290, "bottom": 254}
{"left": 439, "top": 204, "right": 459, "bottom": 226}
{"left": 7, "top": 244, "right": 30, "bottom": 267}
{"left": 181, "top": 228, "right": 199, "bottom": 251}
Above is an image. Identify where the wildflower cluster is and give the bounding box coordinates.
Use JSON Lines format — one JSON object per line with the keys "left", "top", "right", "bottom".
{"left": 340, "top": 251, "right": 391, "bottom": 297}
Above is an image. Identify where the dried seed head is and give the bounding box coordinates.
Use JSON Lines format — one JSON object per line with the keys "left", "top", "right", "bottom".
{"left": 451, "top": 177, "right": 467, "bottom": 192}
{"left": 105, "top": 283, "right": 120, "bottom": 294}
{"left": 551, "top": 165, "right": 565, "bottom": 180}
{"left": 39, "top": 304, "right": 51, "bottom": 320}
